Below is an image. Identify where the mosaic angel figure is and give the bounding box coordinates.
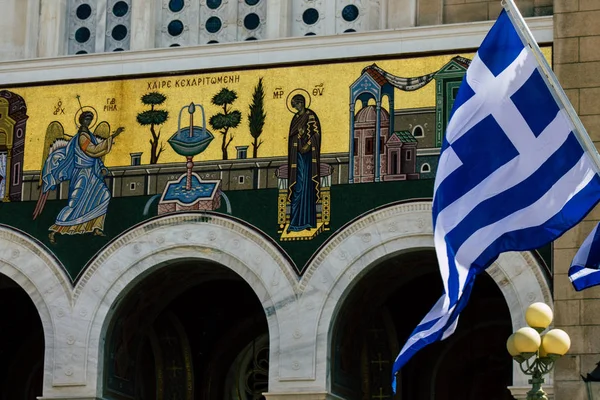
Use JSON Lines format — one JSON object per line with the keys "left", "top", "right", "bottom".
{"left": 32, "top": 111, "right": 124, "bottom": 244}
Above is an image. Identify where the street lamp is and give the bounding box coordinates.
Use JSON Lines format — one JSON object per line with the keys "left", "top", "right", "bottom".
{"left": 583, "top": 362, "right": 600, "bottom": 399}
{"left": 506, "top": 302, "right": 571, "bottom": 400}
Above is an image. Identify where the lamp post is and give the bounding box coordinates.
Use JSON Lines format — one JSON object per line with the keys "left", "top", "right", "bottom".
{"left": 583, "top": 362, "right": 600, "bottom": 399}
{"left": 506, "top": 302, "right": 571, "bottom": 400}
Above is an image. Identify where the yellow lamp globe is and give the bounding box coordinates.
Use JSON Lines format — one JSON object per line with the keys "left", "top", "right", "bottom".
{"left": 541, "top": 329, "right": 571, "bottom": 356}
{"left": 538, "top": 341, "right": 549, "bottom": 358}
{"left": 506, "top": 333, "right": 520, "bottom": 357}
{"left": 525, "top": 302, "right": 553, "bottom": 330}
{"left": 513, "top": 327, "right": 541, "bottom": 354}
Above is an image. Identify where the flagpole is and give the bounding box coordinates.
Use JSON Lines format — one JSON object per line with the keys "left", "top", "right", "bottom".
{"left": 502, "top": 0, "right": 600, "bottom": 175}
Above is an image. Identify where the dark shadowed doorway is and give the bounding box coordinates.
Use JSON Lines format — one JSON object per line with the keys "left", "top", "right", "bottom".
{"left": 331, "top": 250, "right": 513, "bottom": 400}
{"left": 103, "top": 261, "right": 269, "bottom": 400}
{"left": 0, "top": 274, "right": 44, "bottom": 400}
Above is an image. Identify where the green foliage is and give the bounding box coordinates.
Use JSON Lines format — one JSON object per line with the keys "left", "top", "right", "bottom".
{"left": 211, "top": 88, "right": 238, "bottom": 106}
{"left": 140, "top": 92, "right": 167, "bottom": 105}
{"left": 136, "top": 110, "right": 169, "bottom": 126}
{"left": 137, "top": 92, "right": 169, "bottom": 163}
{"left": 209, "top": 87, "right": 241, "bottom": 159}
{"left": 248, "top": 78, "right": 266, "bottom": 140}
{"left": 209, "top": 111, "right": 242, "bottom": 131}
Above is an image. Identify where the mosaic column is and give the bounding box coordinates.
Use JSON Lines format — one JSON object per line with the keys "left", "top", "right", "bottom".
{"left": 375, "top": 100, "right": 381, "bottom": 182}
{"left": 349, "top": 102, "right": 355, "bottom": 184}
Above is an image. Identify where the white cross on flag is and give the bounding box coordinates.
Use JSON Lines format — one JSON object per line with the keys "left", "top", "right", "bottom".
{"left": 392, "top": 5, "right": 600, "bottom": 391}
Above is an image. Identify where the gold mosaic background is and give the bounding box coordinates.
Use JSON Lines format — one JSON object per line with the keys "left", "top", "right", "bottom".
{"left": 8, "top": 48, "right": 551, "bottom": 171}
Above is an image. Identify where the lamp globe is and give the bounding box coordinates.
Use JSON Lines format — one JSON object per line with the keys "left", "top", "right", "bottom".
{"left": 541, "top": 329, "right": 571, "bottom": 356}
{"left": 538, "top": 341, "right": 548, "bottom": 358}
{"left": 513, "top": 327, "right": 541, "bottom": 354}
{"left": 525, "top": 302, "right": 553, "bottom": 330}
{"left": 506, "top": 333, "right": 520, "bottom": 357}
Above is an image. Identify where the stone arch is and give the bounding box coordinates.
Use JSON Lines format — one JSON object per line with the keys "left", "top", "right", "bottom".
{"left": 0, "top": 225, "right": 71, "bottom": 395}
{"left": 71, "top": 213, "right": 297, "bottom": 394}
{"left": 300, "top": 200, "right": 551, "bottom": 392}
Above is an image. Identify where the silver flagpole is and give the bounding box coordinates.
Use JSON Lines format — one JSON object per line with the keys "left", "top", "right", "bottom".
{"left": 502, "top": 0, "right": 600, "bottom": 175}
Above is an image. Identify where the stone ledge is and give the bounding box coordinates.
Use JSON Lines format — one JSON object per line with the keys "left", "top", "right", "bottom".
{"left": 0, "top": 17, "right": 552, "bottom": 86}
{"left": 264, "top": 393, "right": 345, "bottom": 400}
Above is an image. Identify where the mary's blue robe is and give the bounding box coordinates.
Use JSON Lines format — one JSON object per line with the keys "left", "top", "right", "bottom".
{"left": 287, "top": 109, "right": 322, "bottom": 233}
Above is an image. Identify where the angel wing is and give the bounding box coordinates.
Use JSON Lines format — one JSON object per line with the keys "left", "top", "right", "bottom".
{"left": 94, "top": 121, "right": 111, "bottom": 162}
{"left": 33, "top": 121, "right": 69, "bottom": 220}
{"left": 94, "top": 121, "right": 111, "bottom": 140}
{"left": 38, "top": 122, "right": 66, "bottom": 186}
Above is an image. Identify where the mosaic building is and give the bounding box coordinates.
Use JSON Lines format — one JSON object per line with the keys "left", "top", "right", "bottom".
{"left": 2, "top": 0, "right": 595, "bottom": 399}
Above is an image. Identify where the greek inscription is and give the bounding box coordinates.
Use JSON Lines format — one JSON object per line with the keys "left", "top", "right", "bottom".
{"left": 53, "top": 99, "right": 65, "bottom": 115}
{"left": 104, "top": 98, "right": 117, "bottom": 112}
{"left": 273, "top": 87, "right": 284, "bottom": 99}
{"left": 146, "top": 74, "right": 240, "bottom": 90}
{"left": 312, "top": 83, "right": 324, "bottom": 96}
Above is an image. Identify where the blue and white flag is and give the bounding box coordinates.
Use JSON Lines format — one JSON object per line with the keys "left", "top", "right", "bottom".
{"left": 569, "top": 223, "right": 600, "bottom": 291}
{"left": 392, "top": 9, "right": 600, "bottom": 390}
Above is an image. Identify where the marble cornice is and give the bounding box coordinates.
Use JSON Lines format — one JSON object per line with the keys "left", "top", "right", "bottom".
{"left": 0, "top": 16, "right": 552, "bottom": 86}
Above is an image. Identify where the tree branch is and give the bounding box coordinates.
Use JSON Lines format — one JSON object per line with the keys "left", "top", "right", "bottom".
{"left": 156, "top": 142, "right": 165, "bottom": 159}
{"left": 226, "top": 134, "right": 234, "bottom": 148}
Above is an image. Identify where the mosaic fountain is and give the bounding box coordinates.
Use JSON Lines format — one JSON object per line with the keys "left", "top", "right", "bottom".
{"left": 157, "top": 102, "right": 222, "bottom": 214}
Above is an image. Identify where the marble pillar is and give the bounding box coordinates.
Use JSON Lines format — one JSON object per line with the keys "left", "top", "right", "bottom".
{"left": 38, "top": 0, "right": 68, "bottom": 58}
{"left": 0, "top": 0, "right": 29, "bottom": 61}
{"left": 265, "top": 0, "right": 292, "bottom": 39}
{"left": 130, "top": 0, "right": 155, "bottom": 50}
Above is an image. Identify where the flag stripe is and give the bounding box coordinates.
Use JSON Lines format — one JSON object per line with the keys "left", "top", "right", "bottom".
{"left": 458, "top": 157, "right": 598, "bottom": 265}
{"left": 569, "top": 220, "right": 600, "bottom": 291}
{"left": 474, "top": 173, "right": 600, "bottom": 267}
{"left": 585, "top": 224, "right": 600, "bottom": 267}
{"left": 433, "top": 110, "right": 573, "bottom": 230}
{"left": 446, "top": 132, "right": 585, "bottom": 253}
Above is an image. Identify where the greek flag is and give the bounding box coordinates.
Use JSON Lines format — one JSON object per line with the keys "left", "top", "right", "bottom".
{"left": 569, "top": 223, "right": 600, "bottom": 291}
{"left": 392, "top": 9, "right": 600, "bottom": 390}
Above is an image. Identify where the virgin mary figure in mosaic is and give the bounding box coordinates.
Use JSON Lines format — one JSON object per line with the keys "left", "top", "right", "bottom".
{"left": 286, "top": 93, "right": 322, "bottom": 233}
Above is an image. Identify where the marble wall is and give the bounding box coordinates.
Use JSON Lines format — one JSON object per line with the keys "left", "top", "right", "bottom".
{"left": 0, "top": 201, "right": 551, "bottom": 399}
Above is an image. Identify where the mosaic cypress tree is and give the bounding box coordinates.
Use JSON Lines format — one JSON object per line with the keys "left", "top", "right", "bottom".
{"left": 248, "top": 77, "right": 266, "bottom": 158}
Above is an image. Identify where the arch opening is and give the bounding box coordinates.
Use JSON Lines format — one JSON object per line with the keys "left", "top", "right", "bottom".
{"left": 102, "top": 261, "right": 269, "bottom": 400}
{"left": 0, "top": 273, "right": 44, "bottom": 400}
{"left": 330, "top": 250, "right": 513, "bottom": 400}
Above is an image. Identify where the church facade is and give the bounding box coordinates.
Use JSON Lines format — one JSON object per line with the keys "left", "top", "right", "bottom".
{"left": 1, "top": 1, "right": 594, "bottom": 399}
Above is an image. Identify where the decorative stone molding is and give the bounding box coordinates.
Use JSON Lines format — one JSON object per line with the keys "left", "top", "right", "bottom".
{"left": 67, "top": 0, "right": 99, "bottom": 55}
{"left": 104, "top": 0, "right": 132, "bottom": 51}
{"left": 264, "top": 393, "right": 345, "bottom": 400}
{"left": 291, "top": 0, "right": 326, "bottom": 37}
{"left": 0, "top": 214, "right": 298, "bottom": 397}
{"left": 78, "top": 213, "right": 297, "bottom": 393}
{"left": 0, "top": 202, "right": 553, "bottom": 397}
{"left": 237, "top": 0, "right": 267, "bottom": 41}
{"left": 301, "top": 201, "right": 552, "bottom": 393}
{"left": 0, "top": 226, "right": 71, "bottom": 393}
{"left": 156, "top": 0, "right": 199, "bottom": 48}
{"left": 0, "top": 16, "right": 552, "bottom": 85}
